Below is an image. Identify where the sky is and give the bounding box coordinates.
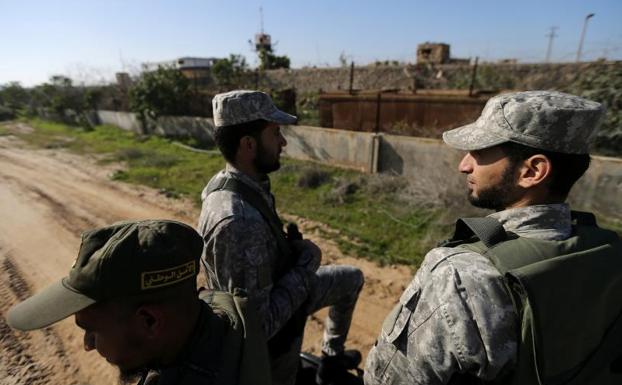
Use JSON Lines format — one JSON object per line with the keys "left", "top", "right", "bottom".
{"left": 1, "top": 0, "right": 621, "bottom": 86}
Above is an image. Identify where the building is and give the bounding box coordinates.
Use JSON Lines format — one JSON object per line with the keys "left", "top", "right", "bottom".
{"left": 417, "top": 43, "right": 450, "bottom": 64}
{"left": 142, "top": 57, "right": 220, "bottom": 85}
{"left": 416, "top": 43, "right": 471, "bottom": 65}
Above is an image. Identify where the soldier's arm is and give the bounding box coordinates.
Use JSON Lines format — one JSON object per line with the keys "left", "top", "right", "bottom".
{"left": 366, "top": 247, "right": 517, "bottom": 384}
{"left": 407, "top": 248, "right": 518, "bottom": 382}
{"left": 208, "top": 217, "right": 316, "bottom": 338}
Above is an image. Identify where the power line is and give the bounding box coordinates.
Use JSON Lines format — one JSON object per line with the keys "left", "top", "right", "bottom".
{"left": 545, "top": 26, "right": 558, "bottom": 63}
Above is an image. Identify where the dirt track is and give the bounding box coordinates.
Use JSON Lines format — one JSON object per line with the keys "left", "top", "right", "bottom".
{"left": 0, "top": 131, "right": 413, "bottom": 385}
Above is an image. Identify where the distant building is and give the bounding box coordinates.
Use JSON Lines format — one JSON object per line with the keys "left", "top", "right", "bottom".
{"left": 416, "top": 43, "right": 471, "bottom": 65}
{"left": 498, "top": 58, "right": 518, "bottom": 65}
{"left": 417, "top": 43, "right": 450, "bottom": 64}
{"left": 255, "top": 33, "right": 272, "bottom": 52}
{"left": 142, "top": 57, "right": 220, "bottom": 84}
{"left": 115, "top": 72, "right": 132, "bottom": 90}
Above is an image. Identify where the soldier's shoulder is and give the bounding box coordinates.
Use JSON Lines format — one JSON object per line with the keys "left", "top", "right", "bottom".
{"left": 201, "top": 188, "right": 264, "bottom": 223}
{"left": 421, "top": 245, "right": 503, "bottom": 283}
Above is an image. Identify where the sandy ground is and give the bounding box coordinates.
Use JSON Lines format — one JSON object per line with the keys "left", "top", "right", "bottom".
{"left": 0, "top": 130, "right": 414, "bottom": 385}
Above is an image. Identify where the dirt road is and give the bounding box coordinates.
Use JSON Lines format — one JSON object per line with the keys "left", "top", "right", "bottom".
{"left": 0, "top": 132, "right": 413, "bottom": 384}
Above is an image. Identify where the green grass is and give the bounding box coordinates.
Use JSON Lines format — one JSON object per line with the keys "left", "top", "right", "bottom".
{"left": 11, "top": 118, "right": 450, "bottom": 267}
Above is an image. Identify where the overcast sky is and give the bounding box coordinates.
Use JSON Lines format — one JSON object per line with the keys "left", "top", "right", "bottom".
{"left": 1, "top": 0, "right": 621, "bottom": 86}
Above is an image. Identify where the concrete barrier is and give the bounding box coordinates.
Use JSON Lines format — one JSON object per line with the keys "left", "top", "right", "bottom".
{"left": 154, "top": 116, "right": 215, "bottom": 145}
{"left": 97, "top": 111, "right": 215, "bottom": 145}
{"left": 281, "top": 125, "right": 377, "bottom": 173}
{"left": 97, "top": 110, "right": 142, "bottom": 132}
{"left": 569, "top": 155, "right": 622, "bottom": 221}
{"left": 379, "top": 134, "right": 622, "bottom": 221}
{"left": 95, "top": 110, "right": 621, "bottom": 221}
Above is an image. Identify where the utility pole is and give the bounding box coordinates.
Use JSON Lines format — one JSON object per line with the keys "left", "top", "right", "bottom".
{"left": 545, "top": 26, "right": 558, "bottom": 63}
{"left": 576, "top": 13, "right": 595, "bottom": 63}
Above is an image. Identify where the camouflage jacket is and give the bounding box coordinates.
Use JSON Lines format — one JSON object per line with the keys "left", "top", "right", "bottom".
{"left": 364, "top": 204, "right": 573, "bottom": 385}
{"left": 198, "top": 165, "right": 316, "bottom": 338}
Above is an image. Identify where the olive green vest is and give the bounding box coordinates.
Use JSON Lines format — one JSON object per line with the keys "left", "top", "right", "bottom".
{"left": 140, "top": 289, "right": 272, "bottom": 385}
{"left": 446, "top": 211, "right": 622, "bottom": 385}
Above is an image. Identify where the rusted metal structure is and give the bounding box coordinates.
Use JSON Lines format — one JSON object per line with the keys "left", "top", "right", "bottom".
{"left": 318, "top": 90, "right": 498, "bottom": 138}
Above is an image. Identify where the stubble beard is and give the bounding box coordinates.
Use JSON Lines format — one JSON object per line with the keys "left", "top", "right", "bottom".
{"left": 467, "top": 165, "right": 518, "bottom": 211}
{"left": 253, "top": 141, "right": 281, "bottom": 174}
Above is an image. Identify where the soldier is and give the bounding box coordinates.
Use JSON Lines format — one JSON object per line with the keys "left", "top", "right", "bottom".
{"left": 7, "top": 220, "right": 271, "bottom": 385}
{"left": 365, "top": 91, "right": 622, "bottom": 384}
{"left": 198, "top": 90, "right": 365, "bottom": 385}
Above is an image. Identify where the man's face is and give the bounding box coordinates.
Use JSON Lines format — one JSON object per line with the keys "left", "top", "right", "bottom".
{"left": 75, "top": 302, "right": 151, "bottom": 383}
{"left": 253, "top": 122, "right": 287, "bottom": 174}
{"left": 458, "top": 146, "right": 519, "bottom": 211}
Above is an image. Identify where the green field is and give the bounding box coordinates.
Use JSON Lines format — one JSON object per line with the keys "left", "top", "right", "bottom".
{"left": 7, "top": 119, "right": 452, "bottom": 266}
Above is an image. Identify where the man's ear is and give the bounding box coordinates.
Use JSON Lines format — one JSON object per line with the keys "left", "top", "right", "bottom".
{"left": 516, "top": 154, "right": 552, "bottom": 189}
{"left": 239, "top": 135, "right": 257, "bottom": 154}
{"left": 134, "top": 305, "right": 164, "bottom": 339}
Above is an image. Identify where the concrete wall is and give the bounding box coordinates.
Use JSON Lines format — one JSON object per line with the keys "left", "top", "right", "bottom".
{"left": 282, "top": 125, "right": 376, "bottom": 172}
{"left": 97, "top": 110, "right": 142, "bottom": 132}
{"left": 377, "top": 134, "right": 465, "bottom": 202}
{"left": 378, "top": 133, "right": 622, "bottom": 221}
{"left": 569, "top": 156, "right": 622, "bottom": 221}
{"left": 97, "top": 111, "right": 215, "bottom": 145}
{"left": 96, "top": 110, "right": 622, "bottom": 221}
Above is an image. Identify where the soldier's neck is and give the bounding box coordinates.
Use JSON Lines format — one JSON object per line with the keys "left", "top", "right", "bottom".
{"left": 229, "top": 161, "right": 261, "bottom": 181}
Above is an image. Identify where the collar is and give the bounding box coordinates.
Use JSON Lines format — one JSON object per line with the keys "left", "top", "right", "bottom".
{"left": 488, "top": 203, "right": 572, "bottom": 240}
{"left": 224, "top": 164, "right": 274, "bottom": 206}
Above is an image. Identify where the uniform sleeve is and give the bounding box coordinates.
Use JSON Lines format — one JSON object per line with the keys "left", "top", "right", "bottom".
{"left": 206, "top": 217, "right": 315, "bottom": 339}
{"left": 407, "top": 248, "right": 518, "bottom": 383}
{"left": 365, "top": 247, "right": 518, "bottom": 385}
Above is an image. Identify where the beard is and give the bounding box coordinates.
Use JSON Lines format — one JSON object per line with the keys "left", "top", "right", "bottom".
{"left": 118, "top": 367, "right": 147, "bottom": 385}
{"left": 253, "top": 141, "right": 281, "bottom": 174}
{"left": 467, "top": 165, "right": 518, "bottom": 211}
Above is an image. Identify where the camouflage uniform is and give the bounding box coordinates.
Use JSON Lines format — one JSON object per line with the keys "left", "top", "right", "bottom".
{"left": 365, "top": 204, "right": 573, "bottom": 384}
{"left": 199, "top": 165, "right": 364, "bottom": 385}
{"left": 366, "top": 91, "right": 607, "bottom": 384}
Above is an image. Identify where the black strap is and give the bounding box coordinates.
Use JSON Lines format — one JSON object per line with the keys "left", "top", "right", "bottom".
{"left": 451, "top": 217, "right": 508, "bottom": 248}
{"left": 205, "top": 176, "right": 293, "bottom": 274}
{"left": 205, "top": 176, "right": 307, "bottom": 357}
{"left": 571, "top": 210, "right": 597, "bottom": 226}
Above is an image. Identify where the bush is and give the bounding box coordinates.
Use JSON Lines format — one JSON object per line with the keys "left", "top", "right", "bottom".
{"left": 0, "top": 105, "right": 16, "bottom": 121}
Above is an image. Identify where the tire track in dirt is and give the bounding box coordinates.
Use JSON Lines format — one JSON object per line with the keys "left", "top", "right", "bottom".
{"left": 0, "top": 131, "right": 416, "bottom": 381}
{"left": 0, "top": 253, "right": 80, "bottom": 385}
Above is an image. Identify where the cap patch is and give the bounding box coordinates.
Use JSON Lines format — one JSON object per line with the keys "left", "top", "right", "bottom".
{"left": 141, "top": 261, "right": 196, "bottom": 290}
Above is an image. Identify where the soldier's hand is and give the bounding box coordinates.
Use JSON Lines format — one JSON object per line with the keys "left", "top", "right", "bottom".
{"left": 292, "top": 239, "right": 321, "bottom": 272}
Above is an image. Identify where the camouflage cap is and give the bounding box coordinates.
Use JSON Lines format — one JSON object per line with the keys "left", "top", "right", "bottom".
{"left": 442, "top": 90, "right": 605, "bottom": 154}
{"left": 7, "top": 220, "right": 202, "bottom": 331}
{"left": 213, "top": 90, "right": 297, "bottom": 127}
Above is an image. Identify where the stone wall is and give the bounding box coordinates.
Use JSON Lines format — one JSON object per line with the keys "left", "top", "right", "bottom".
{"left": 257, "top": 61, "right": 621, "bottom": 95}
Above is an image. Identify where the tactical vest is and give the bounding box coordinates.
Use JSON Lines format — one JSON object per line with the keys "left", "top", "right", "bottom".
{"left": 203, "top": 176, "right": 308, "bottom": 359}
{"left": 139, "top": 289, "right": 271, "bottom": 385}
{"left": 442, "top": 211, "right": 622, "bottom": 385}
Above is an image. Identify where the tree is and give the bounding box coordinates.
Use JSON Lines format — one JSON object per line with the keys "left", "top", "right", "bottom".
{"left": 128, "top": 66, "right": 191, "bottom": 122}
{"left": 212, "top": 54, "right": 249, "bottom": 86}
{"left": 0, "top": 82, "right": 29, "bottom": 112}
{"left": 258, "top": 48, "right": 290, "bottom": 70}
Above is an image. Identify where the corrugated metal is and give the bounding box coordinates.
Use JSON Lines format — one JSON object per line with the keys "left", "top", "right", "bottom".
{"left": 319, "top": 91, "right": 497, "bottom": 138}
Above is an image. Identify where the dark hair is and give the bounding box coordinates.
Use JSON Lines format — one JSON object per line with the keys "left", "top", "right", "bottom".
{"left": 499, "top": 142, "right": 591, "bottom": 200}
{"left": 214, "top": 119, "right": 268, "bottom": 163}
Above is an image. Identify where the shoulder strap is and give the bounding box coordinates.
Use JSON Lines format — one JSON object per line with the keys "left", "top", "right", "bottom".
{"left": 440, "top": 217, "right": 508, "bottom": 248}
{"left": 205, "top": 176, "right": 293, "bottom": 268}
{"left": 200, "top": 290, "right": 272, "bottom": 385}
